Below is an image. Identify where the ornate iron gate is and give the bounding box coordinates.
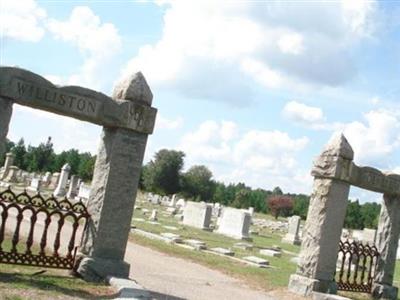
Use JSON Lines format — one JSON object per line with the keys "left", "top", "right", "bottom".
{"left": 335, "top": 239, "right": 379, "bottom": 293}
{"left": 0, "top": 187, "right": 90, "bottom": 270}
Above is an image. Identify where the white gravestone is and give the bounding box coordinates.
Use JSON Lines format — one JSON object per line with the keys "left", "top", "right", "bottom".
{"left": 54, "top": 163, "right": 71, "bottom": 197}
{"left": 183, "top": 201, "right": 212, "bottom": 230}
{"left": 217, "top": 207, "right": 252, "bottom": 240}
{"left": 77, "top": 183, "right": 91, "bottom": 200}
{"left": 149, "top": 209, "right": 158, "bottom": 221}
{"left": 67, "top": 175, "right": 79, "bottom": 199}
{"left": 282, "top": 215, "right": 301, "bottom": 245}
{"left": 362, "top": 228, "right": 377, "bottom": 245}
{"left": 27, "top": 178, "right": 41, "bottom": 192}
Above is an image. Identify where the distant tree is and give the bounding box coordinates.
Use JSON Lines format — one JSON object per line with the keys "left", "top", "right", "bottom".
{"left": 360, "top": 202, "right": 381, "bottom": 229}
{"left": 142, "top": 149, "right": 185, "bottom": 195}
{"left": 77, "top": 152, "right": 96, "bottom": 181}
{"left": 181, "top": 165, "right": 215, "bottom": 201}
{"left": 11, "top": 138, "right": 27, "bottom": 170}
{"left": 272, "top": 186, "right": 283, "bottom": 195}
{"left": 293, "top": 194, "right": 310, "bottom": 219}
{"left": 268, "top": 195, "right": 294, "bottom": 219}
{"left": 0, "top": 139, "right": 15, "bottom": 166}
{"left": 344, "top": 200, "right": 364, "bottom": 229}
{"left": 25, "top": 137, "right": 54, "bottom": 172}
{"left": 232, "top": 188, "right": 252, "bottom": 209}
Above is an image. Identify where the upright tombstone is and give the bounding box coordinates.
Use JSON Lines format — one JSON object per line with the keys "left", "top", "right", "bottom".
{"left": 67, "top": 175, "right": 79, "bottom": 199}
{"left": 48, "top": 172, "right": 60, "bottom": 190}
{"left": 217, "top": 207, "right": 252, "bottom": 240}
{"left": 77, "top": 183, "right": 91, "bottom": 201}
{"left": 282, "top": 216, "right": 301, "bottom": 245}
{"left": 27, "top": 178, "right": 41, "bottom": 192}
{"left": 183, "top": 201, "right": 212, "bottom": 230}
{"left": 77, "top": 72, "right": 156, "bottom": 281}
{"left": 0, "top": 152, "right": 14, "bottom": 180}
{"left": 288, "top": 134, "right": 353, "bottom": 296}
{"left": 362, "top": 228, "right": 377, "bottom": 245}
{"left": 42, "top": 171, "right": 52, "bottom": 186}
{"left": 54, "top": 164, "right": 71, "bottom": 197}
{"left": 3, "top": 166, "right": 19, "bottom": 183}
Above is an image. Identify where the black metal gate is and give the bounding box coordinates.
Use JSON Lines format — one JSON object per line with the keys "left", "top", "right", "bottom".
{"left": 335, "top": 239, "right": 379, "bottom": 293}
{"left": 0, "top": 187, "right": 90, "bottom": 270}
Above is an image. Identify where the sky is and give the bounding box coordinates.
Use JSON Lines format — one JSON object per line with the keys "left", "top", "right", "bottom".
{"left": 1, "top": 0, "right": 400, "bottom": 202}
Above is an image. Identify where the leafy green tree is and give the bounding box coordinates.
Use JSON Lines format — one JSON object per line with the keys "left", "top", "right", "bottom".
{"left": 143, "top": 149, "right": 185, "bottom": 195}
{"left": 181, "top": 165, "right": 215, "bottom": 201}
{"left": 232, "top": 188, "right": 252, "bottom": 208}
{"left": 0, "top": 139, "right": 15, "bottom": 166}
{"left": 293, "top": 194, "right": 310, "bottom": 219}
{"left": 272, "top": 186, "right": 283, "bottom": 195}
{"left": 25, "top": 137, "right": 55, "bottom": 172}
{"left": 11, "top": 138, "right": 27, "bottom": 170}
{"left": 344, "top": 200, "right": 364, "bottom": 229}
{"left": 78, "top": 152, "right": 96, "bottom": 181}
{"left": 361, "top": 202, "right": 381, "bottom": 229}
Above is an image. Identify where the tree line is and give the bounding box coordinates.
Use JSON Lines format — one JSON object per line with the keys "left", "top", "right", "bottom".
{"left": 2, "top": 137, "right": 96, "bottom": 181}
{"left": 1, "top": 140, "right": 381, "bottom": 229}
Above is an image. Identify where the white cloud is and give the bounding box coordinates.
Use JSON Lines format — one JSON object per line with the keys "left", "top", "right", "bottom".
{"left": 178, "top": 120, "right": 310, "bottom": 193}
{"left": 342, "top": 109, "right": 400, "bottom": 166}
{"left": 155, "top": 114, "right": 184, "bottom": 130}
{"left": 120, "top": 0, "right": 378, "bottom": 105}
{"left": 282, "top": 101, "right": 326, "bottom": 128}
{"left": 47, "top": 6, "right": 122, "bottom": 90}
{"left": 0, "top": 0, "right": 46, "bottom": 42}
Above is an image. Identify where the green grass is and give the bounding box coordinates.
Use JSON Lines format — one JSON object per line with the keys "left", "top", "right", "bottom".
{"left": 0, "top": 237, "right": 115, "bottom": 299}
{"left": 132, "top": 195, "right": 400, "bottom": 298}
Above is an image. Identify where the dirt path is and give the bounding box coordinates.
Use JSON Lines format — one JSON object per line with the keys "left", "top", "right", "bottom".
{"left": 124, "top": 242, "right": 276, "bottom": 300}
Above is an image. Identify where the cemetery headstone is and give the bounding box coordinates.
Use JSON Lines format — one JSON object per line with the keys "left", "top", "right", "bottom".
{"left": 54, "top": 163, "right": 70, "bottom": 197}
{"left": 67, "top": 175, "right": 79, "bottom": 199}
{"left": 282, "top": 215, "right": 301, "bottom": 245}
{"left": 217, "top": 207, "right": 252, "bottom": 240}
{"left": 183, "top": 201, "right": 212, "bottom": 230}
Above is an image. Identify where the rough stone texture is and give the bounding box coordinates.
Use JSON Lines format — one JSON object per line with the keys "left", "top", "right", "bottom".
{"left": 372, "top": 194, "right": 400, "bottom": 300}
{"left": 54, "top": 163, "right": 70, "bottom": 197}
{"left": 112, "top": 72, "right": 153, "bottom": 106}
{"left": 77, "top": 127, "right": 148, "bottom": 280}
{"left": 372, "top": 283, "right": 398, "bottom": 300}
{"left": 288, "top": 134, "right": 352, "bottom": 296}
{"left": 217, "top": 207, "right": 252, "bottom": 240}
{"left": 282, "top": 215, "right": 301, "bottom": 245}
{"left": 0, "top": 98, "right": 13, "bottom": 163}
{"left": 0, "top": 66, "right": 156, "bottom": 134}
{"left": 183, "top": 201, "right": 212, "bottom": 230}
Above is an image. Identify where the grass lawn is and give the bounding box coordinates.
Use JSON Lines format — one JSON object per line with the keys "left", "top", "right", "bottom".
{"left": 131, "top": 194, "right": 400, "bottom": 299}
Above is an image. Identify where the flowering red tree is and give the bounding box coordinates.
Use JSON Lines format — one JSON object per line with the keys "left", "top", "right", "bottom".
{"left": 267, "top": 195, "right": 294, "bottom": 219}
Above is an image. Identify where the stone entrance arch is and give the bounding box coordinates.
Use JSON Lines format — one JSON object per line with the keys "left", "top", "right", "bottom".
{"left": 288, "top": 134, "right": 399, "bottom": 299}
{"left": 0, "top": 66, "right": 157, "bottom": 281}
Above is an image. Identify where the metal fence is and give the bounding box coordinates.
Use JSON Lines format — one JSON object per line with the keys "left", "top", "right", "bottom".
{"left": 0, "top": 187, "right": 90, "bottom": 270}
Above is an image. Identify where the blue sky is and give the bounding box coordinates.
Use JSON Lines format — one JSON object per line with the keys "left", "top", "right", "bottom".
{"left": 2, "top": 0, "right": 400, "bottom": 202}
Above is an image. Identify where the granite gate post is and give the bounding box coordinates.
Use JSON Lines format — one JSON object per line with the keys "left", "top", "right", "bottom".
{"left": 372, "top": 194, "right": 400, "bottom": 300}
{"left": 288, "top": 134, "right": 353, "bottom": 296}
{"left": 0, "top": 98, "right": 13, "bottom": 162}
{"left": 76, "top": 72, "right": 156, "bottom": 281}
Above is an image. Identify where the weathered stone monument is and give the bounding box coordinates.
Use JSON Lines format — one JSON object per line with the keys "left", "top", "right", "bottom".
{"left": 0, "top": 152, "right": 14, "bottom": 180}
{"left": 282, "top": 215, "right": 301, "bottom": 245}
{"left": 67, "top": 175, "right": 79, "bottom": 199}
{"left": 54, "top": 163, "right": 70, "bottom": 197}
{"left": 49, "top": 172, "right": 60, "bottom": 189}
{"left": 0, "top": 67, "right": 157, "bottom": 282}
{"left": 27, "top": 178, "right": 41, "bottom": 192}
{"left": 217, "top": 207, "right": 252, "bottom": 240}
{"left": 183, "top": 201, "right": 212, "bottom": 230}
{"left": 288, "top": 134, "right": 400, "bottom": 299}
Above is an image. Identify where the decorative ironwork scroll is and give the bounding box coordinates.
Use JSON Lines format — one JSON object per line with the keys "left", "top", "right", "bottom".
{"left": 0, "top": 187, "right": 90, "bottom": 269}
{"left": 335, "top": 239, "right": 379, "bottom": 293}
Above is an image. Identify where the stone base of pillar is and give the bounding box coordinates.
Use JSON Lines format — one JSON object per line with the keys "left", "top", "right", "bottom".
{"left": 76, "top": 256, "right": 130, "bottom": 282}
{"left": 372, "top": 283, "right": 398, "bottom": 300}
{"left": 288, "top": 274, "right": 337, "bottom": 296}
